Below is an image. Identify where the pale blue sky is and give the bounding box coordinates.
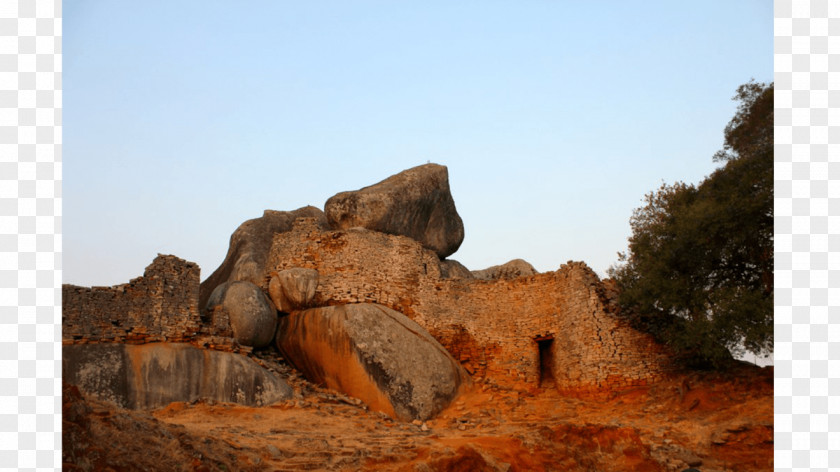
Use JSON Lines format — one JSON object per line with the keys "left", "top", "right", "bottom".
{"left": 64, "top": 1, "right": 773, "bottom": 286}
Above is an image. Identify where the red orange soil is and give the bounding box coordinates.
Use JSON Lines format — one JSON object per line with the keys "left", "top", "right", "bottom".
{"left": 64, "top": 361, "right": 772, "bottom": 472}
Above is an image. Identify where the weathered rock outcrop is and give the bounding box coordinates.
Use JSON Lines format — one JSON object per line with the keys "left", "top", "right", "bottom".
{"left": 324, "top": 163, "right": 464, "bottom": 259}
{"left": 275, "top": 303, "right": 470, "bottom": 421}
{"left": 63, "top": 343, "right": 292, "bottom": 409}
{"left": 471, "top": 259, "right": 538, "bottom": 280}
{"left": 205, "top": 281, "right": 277, "bottom": 348}
{"left": 268, "top": 268, "right": 319, "bottom": 313}
{"left": 438, "top": 259, "right": 473, "bottom": 280}
{"left": 199, "top": 206, "right": 329, "bottom": 310}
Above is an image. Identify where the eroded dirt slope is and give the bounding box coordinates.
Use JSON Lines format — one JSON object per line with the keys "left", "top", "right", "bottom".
{"left": 64, "top": 351, "right": 772, "bottom": 472}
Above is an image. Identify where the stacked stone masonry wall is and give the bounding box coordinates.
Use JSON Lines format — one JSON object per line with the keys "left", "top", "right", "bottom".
{"left": 62, "top": 255, "right": 249, "bottom": 354}
{"left": 266, "top": 218, "right": 674, "bottom": 391}
{"left": 63, "top": 255, "right": 201, "bottom": 344}
{"left": 62, "top": 220, "right": 675, "bottom": 393}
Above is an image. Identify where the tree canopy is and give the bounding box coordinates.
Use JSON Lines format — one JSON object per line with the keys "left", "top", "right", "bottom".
{"left": 609, "top": 81, "right": 773, "bottom": 368}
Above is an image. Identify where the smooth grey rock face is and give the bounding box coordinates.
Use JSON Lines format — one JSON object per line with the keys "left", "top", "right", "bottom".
{"left": 268, "top": 268, "right": 319, "bottom": 313}
{"left": 207, "top": 281, "right": 277, "bottom": 348}
{"left": 63, "top": 343, "right": 292, "bottom": 409}
{"left": 199, "top": 206, "right": 329, "bottom": 310}
{"left": 276, "top": 303, "right": 470, "bottom": 422}
{"left": 324, "top": 164, "right": 465, "bottom": 259}
{"left": 471, "top": 259, "right": 538, "bottom": 280}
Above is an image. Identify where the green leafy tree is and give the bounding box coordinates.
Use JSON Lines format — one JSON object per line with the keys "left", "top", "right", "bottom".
{"left": 609, "top": 81, "right": 773, "bottom": 368}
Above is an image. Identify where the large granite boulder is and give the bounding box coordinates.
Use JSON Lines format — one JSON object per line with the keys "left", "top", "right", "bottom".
{"left": 471, "top": 259, "right": 538, "bottom": 280}
{"left": 438, "top": 259, "right": 473, "bottom": 280}
{"left": 275, "top": 303, "right": 470, "bottom": 421}
{"left": 199, "top": 206, "right": 329, "bottom": 310}
{"left": 268, "top": 268, "right": 319, "bottom": 313}
{"left": 206, "top": 281, "right": 277, "bottom": 348}
{"left": 324, "top": 164, "right": 465, "bottom": 259}
{"left": 63, "top": 343, "right": 292, "bottom": 409}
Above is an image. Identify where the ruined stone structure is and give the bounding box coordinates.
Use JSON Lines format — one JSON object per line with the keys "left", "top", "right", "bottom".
{"left": 62, "top": 223, "right": 674, "bottom": 400}
{"left": 62, "top": 254, "right": 246, "bottom": 353}
{"left": 61, "top": 255, "right": 296, "bottom": 410}
{"left": 63, "top": 255, "right": 202, "bottom": 345}
{"left": 62, "top": 164, "right": 676, "bottom": 415}
{"left": 264, "top": 218, "right": 674, "bottom": 391}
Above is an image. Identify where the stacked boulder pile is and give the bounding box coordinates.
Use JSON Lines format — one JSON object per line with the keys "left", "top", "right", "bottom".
{"left": 198, "top": 164, "right": 472, "bottom": 421}
{"left": 63, "top": 163, "right": 674, "bottom": 422}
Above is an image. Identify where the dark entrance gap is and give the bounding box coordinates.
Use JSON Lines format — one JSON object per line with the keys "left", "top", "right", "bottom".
{"left": 536, "top": 337, "right": 555, "bottom": 387}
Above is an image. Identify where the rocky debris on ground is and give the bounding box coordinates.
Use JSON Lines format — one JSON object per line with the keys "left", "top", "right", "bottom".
{"left": 324, "top": 163, "right": 465, "bottom": 259}
{"left": 205, "top": 280, "right": 277, "bottom": 348}
{"left": 199, "top": 206, "right": 329, "bottom": 309}
{"left": 268, "top": 268, "right": 319, "bottom": 313}
{"left": 63, "top": 361, "right": 773, "bottom": 471}
{"left": 62, "top": 382, "right": 267, "bottom": 472}
{"left": 275, "top": 303, "right": 470, "bottom": 421}
{"left": 471, "top": 258, "right": 538, "bottom": 280}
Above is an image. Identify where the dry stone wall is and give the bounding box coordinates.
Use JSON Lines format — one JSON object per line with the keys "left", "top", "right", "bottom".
{"left": 63, "top": 220, "right": 675, "bottom": 394}
{"left": 63, "top": 255, "right": 202, "bottom": 344}
{"left": 62, "top": 255, "right": 249, "bottom": 353}
{"left": 265, "top": 218, "right": 674, "bottom": 391}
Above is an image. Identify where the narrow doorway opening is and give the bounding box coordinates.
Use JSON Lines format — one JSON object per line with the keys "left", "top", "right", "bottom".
{"left": 536, "top": 337, "right": 555, "bottom": 388}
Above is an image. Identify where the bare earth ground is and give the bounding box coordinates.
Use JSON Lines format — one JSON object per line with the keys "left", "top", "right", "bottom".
{"left": 63, "top": 351, "right": 773, "bottom": 472}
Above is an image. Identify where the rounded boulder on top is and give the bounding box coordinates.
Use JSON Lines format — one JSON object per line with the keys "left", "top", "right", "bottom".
{"left": 324, "top": 163, "right": 465, "bottom": 259}
{"left": 471, "top": 258, "right": 538, "bottom": 280}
